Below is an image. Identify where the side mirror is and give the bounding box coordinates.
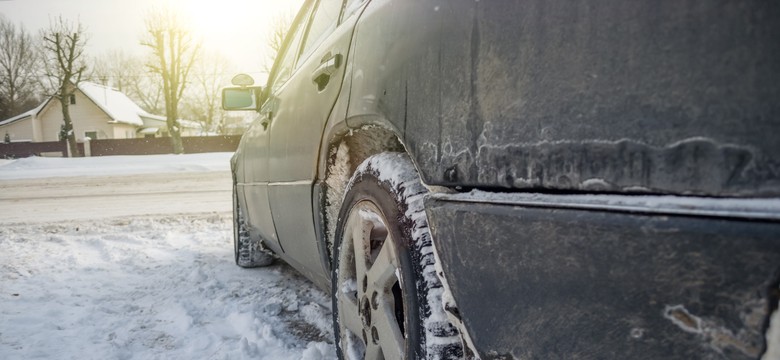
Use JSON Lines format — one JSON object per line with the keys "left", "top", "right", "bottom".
{"left": 222, "top": 86, "right": 263, "bottom": 111}
{"left": 222, "top": 73, "right": 263, "bottom": 111}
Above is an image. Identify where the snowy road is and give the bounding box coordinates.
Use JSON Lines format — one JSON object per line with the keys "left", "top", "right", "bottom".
{"left": 0, "top": 154, "right": 336, "bottom": 359}
{"left": 0, "top": 172, "right": 232, "bottom": 224}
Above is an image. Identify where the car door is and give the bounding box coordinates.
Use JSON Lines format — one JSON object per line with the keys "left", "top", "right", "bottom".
{"left": 239, "top": 2, "right": 313, "bottom": 255}
{"left": 267, "top": 0, "right": 359, "bottom": 284}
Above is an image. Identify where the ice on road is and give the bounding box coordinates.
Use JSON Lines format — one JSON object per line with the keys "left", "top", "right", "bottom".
{"left": 0, "top": 154, "right": 336, "bottom": 359}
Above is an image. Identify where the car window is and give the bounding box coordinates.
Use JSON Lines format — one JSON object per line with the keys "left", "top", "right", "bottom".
{"left": 269, "top": 2, "right": 313, "bottom": 93}
{"left": 298, "top": 0, "right": 343, "bottom": 65}
{"left": 342, "top": 0, "right": 366, "bottom": 20}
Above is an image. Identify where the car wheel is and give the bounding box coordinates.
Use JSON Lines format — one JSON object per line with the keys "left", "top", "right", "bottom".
{"left": 233, "top": 185, "right": 274, "bottom": 267}
{"left": 332, "top": 153, "right": 462, "bottom": 359}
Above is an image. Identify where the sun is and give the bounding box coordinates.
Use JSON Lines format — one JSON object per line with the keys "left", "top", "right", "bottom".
{"left": 183, "top": 0, "right": 248, "bottom": 37}
{"left": 151, "top": 0, "right": 303, "bottom": 73}
{"left": 164, "top": 0, "right": 302, "bottom": 39}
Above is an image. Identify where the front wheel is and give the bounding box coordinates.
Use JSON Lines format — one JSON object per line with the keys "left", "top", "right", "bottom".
{"left": 233, "top": 185, "right": 274, "bottom": 268}
{"left": 332, "top": 153, "right": 462, "bottom": 359}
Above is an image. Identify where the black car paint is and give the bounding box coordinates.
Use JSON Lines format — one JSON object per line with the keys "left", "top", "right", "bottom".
{"left": 348, "top": 0, "right": 780, "bottom": 196}
{"left": 232, "top": 0, "right": 780, "bottom": 358}
{"left": 427, "top": 195, "right": 780, "bottom": 359}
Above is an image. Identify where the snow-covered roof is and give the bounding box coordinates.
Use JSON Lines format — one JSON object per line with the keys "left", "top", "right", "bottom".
{"left": 140, "top": 114, "right": 202, "bottom": 130}
{"left": 139, "top": 113, "right": 166, "bottom": 122}
{"left": 178, "top": 119, "right": 202, "bottom": 130}
{"left": 0, "top": 101, "right": 48, "bottom": 127}
{"left": 1, "top": 82, "right": 199, "bottom": 130}
{"left": 78, "top": 82, "right": 148, "bottom": 126}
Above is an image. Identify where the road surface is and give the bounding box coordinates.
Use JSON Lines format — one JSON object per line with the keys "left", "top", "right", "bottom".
{"left": 0, "top": 171, "right": 232, "bottom": 224}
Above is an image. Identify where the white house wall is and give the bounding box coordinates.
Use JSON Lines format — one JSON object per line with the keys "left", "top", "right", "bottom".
{"left": 39, "top": 91, "right": 132, "bottom": 142}
{"left": 0, "top": 117, "right": 35, "bottom": 141}
{"left": 181, "top": 127, "right": 200, "bottom": 137}
{"left": 112, "top": 123, "right": 137, "bottom": 139}
{"left": 32, "top": 114, "right": 42, "bottom": 141}
{"left": 3, "top": 86, "right": 203, "bottom": 143}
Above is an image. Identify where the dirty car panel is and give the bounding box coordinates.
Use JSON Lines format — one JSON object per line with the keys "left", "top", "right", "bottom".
{"left": 349, "top": 0, "right": 780, "bottom": 196}
{"left": 426, "top": 194, "right": 780, "bottom": 359}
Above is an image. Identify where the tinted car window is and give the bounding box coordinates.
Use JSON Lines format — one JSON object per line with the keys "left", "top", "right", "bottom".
{"left": 270, "top": 2, "right": 312, "bottom": 92}
{"left": 342, "top": 0, "right": 365, "bottom": 20}
{"left": 299, "top": 0, "right": 343, "bottom": 64}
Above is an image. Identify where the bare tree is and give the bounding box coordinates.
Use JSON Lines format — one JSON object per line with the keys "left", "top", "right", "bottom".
{"left": 40, "top": 16, "right": 88, "bottom": 157}
{"left": 0, "top": 15, "right": 41, "bottom": 120}
{"left": 90, "top": 50, "right": 136, "bottom": 91}
{"left": 129, "top": 69, "right": 165, "bottom": 116}
{"left": 183, "top": 50, "right": 232, "bottom": 135}
{"left": 90, "top": 51, "right": 164, "bottom": 115}
{"left": 142, "top": 8, "right": 201, "bottom": 154}
{"left": 262, "top": 13, "right": 293, "bottom": 73}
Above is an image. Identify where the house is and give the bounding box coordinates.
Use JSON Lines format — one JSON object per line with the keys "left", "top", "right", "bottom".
{"left": 0, "top": 82, "right": 201, "bottom": 143}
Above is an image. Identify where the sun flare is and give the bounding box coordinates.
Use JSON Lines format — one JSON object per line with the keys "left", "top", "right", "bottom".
{"left": 154, "top": 0, "right": 301, "bottom": 39}
{"left": 150, "top": 0, "right": 302, "bottom": 73}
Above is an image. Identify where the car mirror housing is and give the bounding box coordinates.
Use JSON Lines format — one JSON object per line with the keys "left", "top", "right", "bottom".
{"left": 231, "top": 73, "right": 255, "bottom": 87}
{"left": 222, "top": 86, "right": 263, "bottom": 111}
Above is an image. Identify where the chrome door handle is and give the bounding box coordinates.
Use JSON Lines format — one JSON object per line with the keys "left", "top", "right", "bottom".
{"left": 311, "top": 53, "right": 342, "bottom": 90}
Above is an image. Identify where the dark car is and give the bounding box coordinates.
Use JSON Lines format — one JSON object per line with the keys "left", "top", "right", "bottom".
{"left": 224, "top": 0, "right": 780, "bottom": 358}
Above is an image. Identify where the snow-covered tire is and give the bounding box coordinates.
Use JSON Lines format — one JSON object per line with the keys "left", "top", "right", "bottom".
{"left": 331, "top": 153, "right": 462, "bottom": 359}
{"left": 233, "top": 185, "right": 275, "bottom": 268}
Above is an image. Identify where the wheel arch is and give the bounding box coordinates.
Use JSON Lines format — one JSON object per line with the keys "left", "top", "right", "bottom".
{"left": 318, "top": 118, "right": 410, "bottom": 271}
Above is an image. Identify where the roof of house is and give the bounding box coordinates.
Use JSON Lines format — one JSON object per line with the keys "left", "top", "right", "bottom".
{"left": 0, "top": 101, "right": 48, "bottom": 127}
{"left": 79, "top": 83, "right": 200, "bottom": 131}
{"left": 0, "top": 82, "right": 169, "bottom": 128}
{"left": 140, "top": 115, "right": 202, "bottom": 130}
{"left": 78, "top": 82, "right": 148, "bottom": 126}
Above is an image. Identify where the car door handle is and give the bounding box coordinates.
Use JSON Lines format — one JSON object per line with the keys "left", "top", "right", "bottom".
{"left": 261, "top": 111, "right": 273, "bottom": 130}
{"left": 311, "top": 53, "right": 342, "bottom": 90}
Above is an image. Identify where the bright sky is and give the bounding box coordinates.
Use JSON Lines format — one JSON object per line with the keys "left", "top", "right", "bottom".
{"left": 0, "top": 0, "right": 304, "bottom": 80}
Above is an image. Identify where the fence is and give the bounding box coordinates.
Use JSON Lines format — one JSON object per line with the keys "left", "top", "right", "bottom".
{"left": 0, "top": 135, "right": 242, "bottom": 158}
{"left": 0, "top": 140, "right": 67, "bottom": 158}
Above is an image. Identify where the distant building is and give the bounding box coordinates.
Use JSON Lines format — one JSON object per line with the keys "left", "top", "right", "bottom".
{"left": 0, "top": 82, "right": 201, "bottom": 142}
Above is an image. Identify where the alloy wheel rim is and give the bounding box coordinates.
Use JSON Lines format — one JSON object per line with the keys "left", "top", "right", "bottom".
{"left": 337, "top": 201, "right": 406, "bottom": 359}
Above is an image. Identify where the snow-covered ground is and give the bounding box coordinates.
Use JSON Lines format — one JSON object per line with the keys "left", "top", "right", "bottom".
{"left": 0, "top": 154, "right": 336, "bottom": 359}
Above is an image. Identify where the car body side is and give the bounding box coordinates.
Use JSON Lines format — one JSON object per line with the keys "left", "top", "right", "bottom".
{"left": 233, "top": 0, "right": 780, "bottom": 358}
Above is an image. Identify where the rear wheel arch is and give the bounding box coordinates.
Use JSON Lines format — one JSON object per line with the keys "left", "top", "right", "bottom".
{"left": 322, "top": 124, "right": 407, "bottom": 265}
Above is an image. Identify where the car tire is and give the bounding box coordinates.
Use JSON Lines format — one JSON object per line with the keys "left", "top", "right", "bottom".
{"left": 331, "top": 153, "right": 462, "bottom": 359}
{"left": 233, "top": 185, "right": 275, "bottom": 268}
